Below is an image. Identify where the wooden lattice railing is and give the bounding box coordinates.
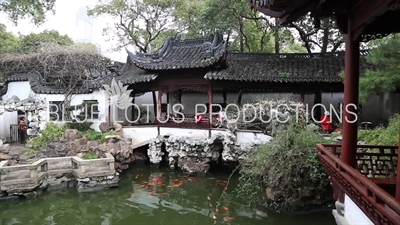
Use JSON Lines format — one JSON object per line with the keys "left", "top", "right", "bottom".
{"left": 317, "top": 144, "right": 400, "bottom": 225}
{"left": 321, "top": 144, "right": 398, "bottom": 182}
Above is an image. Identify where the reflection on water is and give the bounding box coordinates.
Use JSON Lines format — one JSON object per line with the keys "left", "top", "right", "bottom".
{"left": 0, "top": 167, "right": 335, "bottom": 225}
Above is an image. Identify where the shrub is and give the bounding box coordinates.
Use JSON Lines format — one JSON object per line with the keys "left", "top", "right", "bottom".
{"left": 358, "top": 114, "right": 400, "bottom": 145}
{"left": 235, "top": 122, "right": 330, "bottom": 211}
{"left": 78, "top": 130, "right": 117, "bottom": 143}
{"left": 28, "top": 122, "right": 67, "bottom": 150}
{"left": 66, "top": 122, "right": 93, "bottom": 131}
{"left": 82, "top": 152, "right": 100, "bottom": 160}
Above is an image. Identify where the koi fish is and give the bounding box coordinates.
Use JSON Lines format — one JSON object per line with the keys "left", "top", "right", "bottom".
{"left": 207, "top": 196, "right": 211, "bottom": 201}
{"left": 212, "top": 214, "right": 217, "bottom": 220}
{"left": 223, "top": 216, "right": 235, "bottom": 221}
{"left": 224, "top": 187, "right": 228, "bottom": 191}
{"left": 223, "top": 206, "right": 229, "bottom": 211}
{"left": 215, "top": 208, "right": 219, "bottom": 213}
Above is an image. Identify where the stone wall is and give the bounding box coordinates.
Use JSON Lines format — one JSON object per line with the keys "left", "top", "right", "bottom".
{"left": 0, "top": 153, "right": 118, "bottom": 201}
{"left": 147, "top": 130, "right": 272, "bottom": 174}
{"left": 0, "top": 94, "right": 47, "bottom": 137}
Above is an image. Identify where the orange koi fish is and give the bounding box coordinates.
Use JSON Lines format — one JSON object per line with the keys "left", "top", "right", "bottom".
{"left": 223, "top": 216, "right": 235, "bottom": 221}
{"left": 223, "top": 206, "right": 229, "bottom": 211}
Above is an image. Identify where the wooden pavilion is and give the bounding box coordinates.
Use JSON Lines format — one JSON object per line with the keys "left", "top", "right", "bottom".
{"left": 85, "top": 34, "right": 374, "bottom": 134}
{"left": 248, "top": 0, "right": 400, "bottom": 224}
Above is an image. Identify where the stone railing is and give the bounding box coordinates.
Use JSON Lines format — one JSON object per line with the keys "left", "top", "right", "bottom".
{"left": 0, "top": 153, "right": 116, "bottom": 192}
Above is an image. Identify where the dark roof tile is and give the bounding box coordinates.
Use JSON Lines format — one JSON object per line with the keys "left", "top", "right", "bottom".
{"left": 127, "top": 34, "right": 227, "bottom": 70}
{"left": 205, "top": 51, "right": 374, "bottom": 83}
{"left": 1, "top": 72, "right": 90, "bottom": 95}
{"left": 84, "top": 62, "right": 157, "bottom": 89}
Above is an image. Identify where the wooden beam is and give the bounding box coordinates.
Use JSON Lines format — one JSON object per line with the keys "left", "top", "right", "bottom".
{"left": 222, "top": 88, "right": 227, "bottom": 104}
{"left": 349, "top": 0, "right": 392, "bottom": 34}
{"left": 152, "top": 91, "right": 157, "bottom": 119}
{"left": 208, "top": 83, "right": 213, "bottom": 138}
{"left": 237, "top": 90, "right": 243, "bottom": 105}
{"left": 278, "top": 3, "right": 314, "bottom": 25}
{"left": 250, "top": 4, "right": 283, "bottom": 17}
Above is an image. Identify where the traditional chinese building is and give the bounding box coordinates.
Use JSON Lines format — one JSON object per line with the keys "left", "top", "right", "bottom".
{"left": 84, "top": 34, "right": 375, "bottom": 132}
{"left": 249, "top": 0, "right": 400, "bottom": 224}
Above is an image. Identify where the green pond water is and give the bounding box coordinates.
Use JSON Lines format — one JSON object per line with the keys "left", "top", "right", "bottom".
{"left": 0, "top": 166, "right": 335, "bottom": 225}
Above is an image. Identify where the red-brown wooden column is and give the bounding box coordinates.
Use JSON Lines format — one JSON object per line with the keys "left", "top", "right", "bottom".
{"left": 396, "top": 129, "right": 400, "bottom": 202}
{"left": 208, "top": 83, "right": 213, "bottom": 138}
{"left": 300, "top": 93, "right": 305, "bottom": 104}
{"left": 341, "top": 18, "right": 360, "bottom": 168}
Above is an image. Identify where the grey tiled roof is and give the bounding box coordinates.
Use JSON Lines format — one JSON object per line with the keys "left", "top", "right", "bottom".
{"left": 84, "top": 62, "right": 158, "bottom": 89}
{"left": 0, "top": 72, "right": 91, "bottom": 95}
{"left": 127, "top": 34, "right": 227, "bottom": 70}
{"left": 205, "top": 51, "right": 373, "bottom": 82}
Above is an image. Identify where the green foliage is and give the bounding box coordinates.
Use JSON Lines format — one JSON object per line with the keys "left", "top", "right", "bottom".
{"left": 0, "top": 0, "right": 56, "bottom": 25}
{"left": 82, "top": 152, "right": 100, "bottom": 160}
{"left": 88, "top": 0, "right": 183, "bottom": 52}
{"left": 359, "top": 35, "right": 400, "bottom": 102}
{"left": 18, "top": 30, "right": 74, "bottom": 52}
{"left": 73, "top": 42, "right": 98, "bottom": 52}
{"left": 29, "top": 123, "right": 67, "bottom": 151}
{"left": 236, "top": 123, "right": 330, "bottom": 210}
{"left": 358, "top": 114, "right": 400, "bottom": 145}
{"left": 66, "top": 122, "right": 93, "bottom": 131}
{"left": 0, "top": 24, "right": 20, "bottom": 55}
{"left": 23, "top": 149, "right": 37, "bottom": 155}
{"left": 78, "top": 130, "right": 117, "bottom": 143}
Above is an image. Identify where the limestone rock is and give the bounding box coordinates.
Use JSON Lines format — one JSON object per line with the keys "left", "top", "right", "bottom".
{"left": 99, "top": 122, "right": 112, "bottom": 132}
{"left": 0, "top": 153, "right": 11, "bottom": 160}
{"left": 105, "top": 135, "right": 121, "bottom": 143}
{"left": 266, "top": 188, "right": 275, "bottom": 201}
{"left": 0, "top": 143, "right": 11, "bottom": 154}
{"left": 65, "top": 129, "right": 78, "bottom": 140}
{"left": 113, "top": 122, "right": 123, "bottom": 137}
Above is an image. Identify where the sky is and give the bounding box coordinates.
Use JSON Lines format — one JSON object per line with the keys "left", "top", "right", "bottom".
{"left": 0, "top": 0, "right": 131, "bottom": 62}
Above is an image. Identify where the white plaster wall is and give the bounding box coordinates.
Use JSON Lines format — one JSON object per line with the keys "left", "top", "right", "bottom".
{"left": 0, "top": 81, "right": 107, "bottom": 138}
{"left": 344, "top": 194, "right": 374, "bottom": 225}
{"left": 44, "top": 89, "right": 107, "bottom": 131}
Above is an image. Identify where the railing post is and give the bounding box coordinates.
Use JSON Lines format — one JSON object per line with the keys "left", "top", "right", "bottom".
{"left": 30, "top": 168, "right": 38, "bottom": 178}
{"left": 79, "top": 164, "right": 86, "bottom": 174}
{"left": 109, "top": 162, "right": 114, "bottom": 171}
{"left": 208, "top": 83, "right": 213, "bottom": 138}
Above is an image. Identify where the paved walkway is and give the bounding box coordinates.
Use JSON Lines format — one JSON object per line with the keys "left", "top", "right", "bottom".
{"left": 8, "top": 143, "right": 29, "bottom": 156}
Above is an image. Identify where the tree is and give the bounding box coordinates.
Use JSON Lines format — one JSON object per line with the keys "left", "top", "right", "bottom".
{"left": 0, "top": 23, "right": 20, "bottom": 55}
{"left": 88, "top": 0, "right": 184, "bottom": 53}
{"left": 175, "top": 0, "right": 304, "bottom": 53}
{"left": 288, "top": 15, "right": 344, "bottom": 53}
{"left": 0, "top": 0, "right": 56, "bottom": 25}
{"left": 0, "top": 43, "right": 111, "bottom": 106}
{"left": 358, "top": 34, "right": 400, "bottom": 102}
{"left": 18, "top": 30, "right": 74, "bottom": 52}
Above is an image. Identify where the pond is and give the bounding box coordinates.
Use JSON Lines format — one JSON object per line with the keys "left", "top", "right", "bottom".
{"left": 0, "top": 166, "right": 336, "bottom": 225}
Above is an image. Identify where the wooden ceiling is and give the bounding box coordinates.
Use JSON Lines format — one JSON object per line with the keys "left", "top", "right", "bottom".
{"left": 249, "top": 0, "right": 400, "bottom": 41}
